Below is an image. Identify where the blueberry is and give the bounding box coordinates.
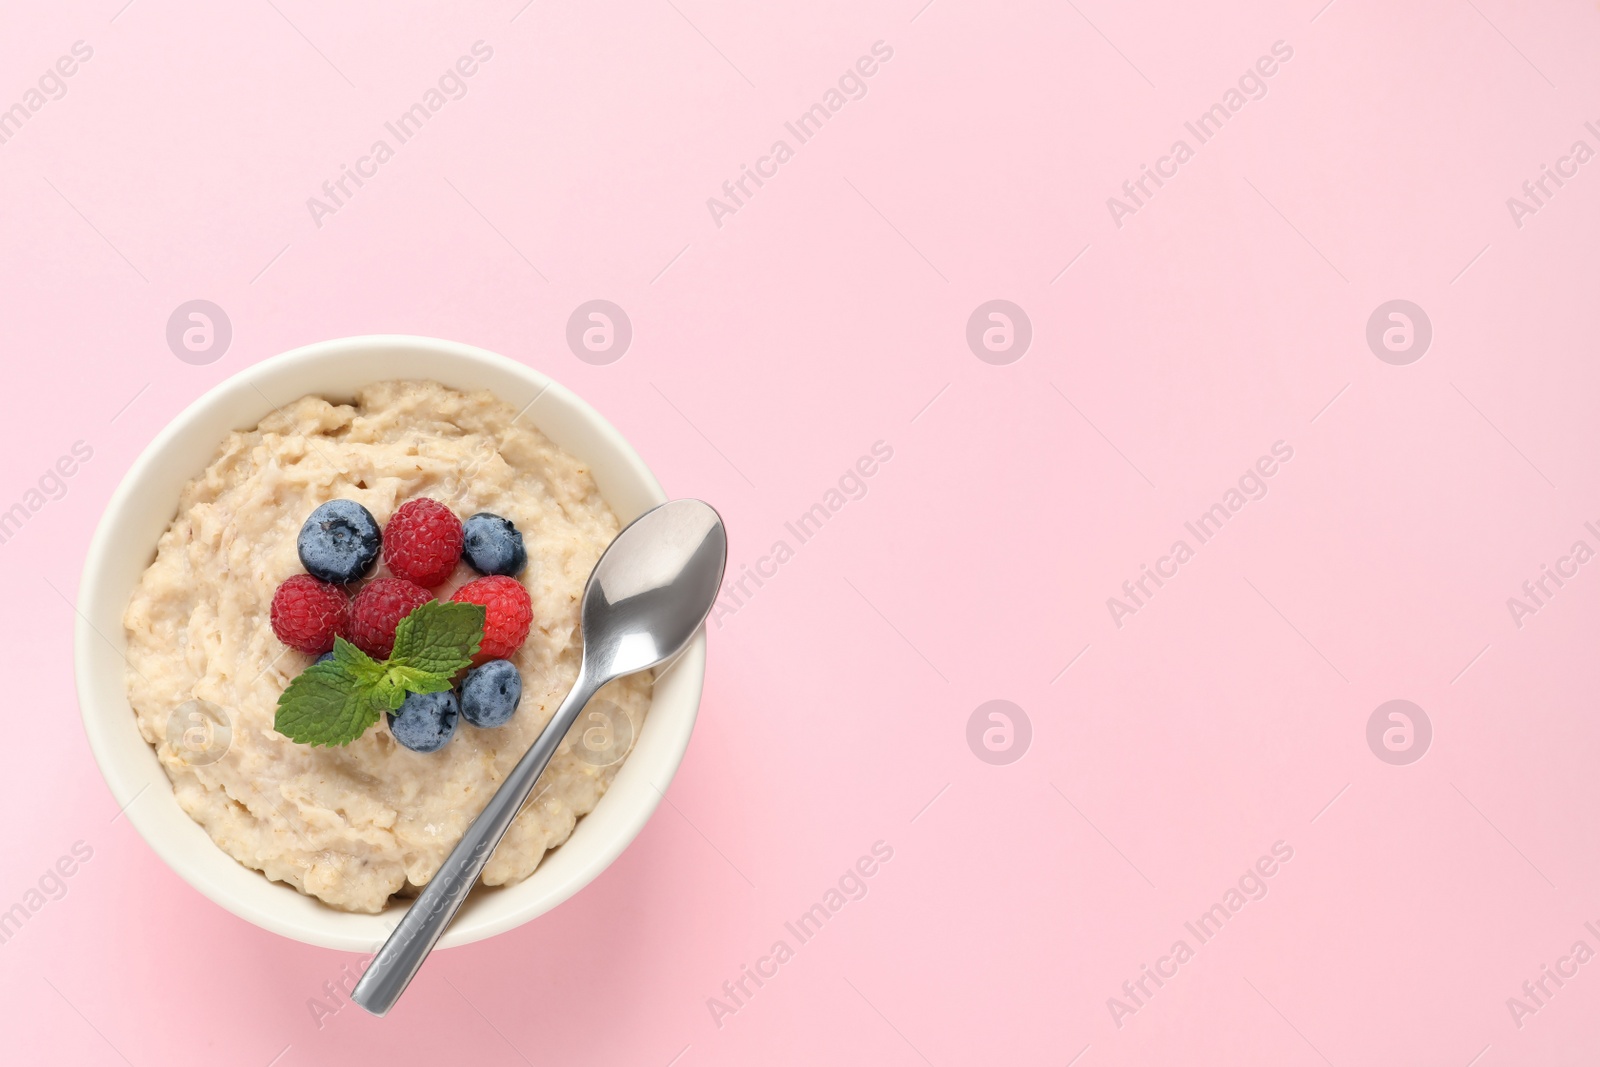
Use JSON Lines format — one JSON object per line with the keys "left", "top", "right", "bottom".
{"left": 297, "top": 499, "right": 381, "bottom": 584}
{"left": 461, "top": 513, "right": 526, "bottom": 577}
{"left": 315, "top": 651, "right": 334, "bottom": 664}
{"left": 460, "top": 660, "right": 522, "bottom": 728}
{"left": 387, "top": 690, "right": 459, "bottom": 753}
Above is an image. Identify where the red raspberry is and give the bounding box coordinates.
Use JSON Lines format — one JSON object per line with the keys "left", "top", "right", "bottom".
{"left": 451, "top": 575, "right": 533, "bottom": 664}
{"left": 348, "top": 578, "right": 433, "bottom": 659}
{"left": 382, "top": 499, "right": 464, "bottom": 587}
{"left": 270, "top": 575, "right": 350, "bottom": 655}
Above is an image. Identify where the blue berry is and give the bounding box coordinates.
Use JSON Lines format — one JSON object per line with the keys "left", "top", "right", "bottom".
{"left": 297, "top": 499, "right": 381, "bottom": 584}
{"left": 461, "top": 513, "right": 526, "bottom": 577}
{"left": 460, "top": 660, "right": 522, "bottom": 728}
{"left": 315, "top": 651, "right": 333, "bottom": 664}
{"left": 387, "top": 690, "right": 459, "bottom": 753}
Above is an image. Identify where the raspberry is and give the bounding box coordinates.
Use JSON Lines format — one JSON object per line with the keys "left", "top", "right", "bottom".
{"left": 348, "top": 578, "right": 433, "bottom": 659}
{"left": 270, "top": 575, "right": 350, "bottom": 655}
{"left": 451, "top": 575, "right": 533, "bottom": 664}
{"left": 382, "top": 499, "right": 464, "bottom": 587}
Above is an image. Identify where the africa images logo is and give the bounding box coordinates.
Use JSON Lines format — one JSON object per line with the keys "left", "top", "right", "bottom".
{"left": 705, "top": 41, "right": 894, "bottom": 228}
{"left": 705, "top": 842, "right": 895, "bottom": 1029}
{"left": 1107, "top": 841, "right": 1295, "bottom": 1028}
{"left": 1106, "top": 40, "right": 1294, "bottom": 228}
{"left": 1105, "top": 442, "right": 1294, "bottom": 628}
{"left": 305, "top": 42, "right": 495, "bottom": 228}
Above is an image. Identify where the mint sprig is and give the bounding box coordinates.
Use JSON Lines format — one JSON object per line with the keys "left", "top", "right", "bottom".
{"left": 390, "top": 600, "right": 483, "bottom": 676}
{"left": 274, "top": 600, "right": 486, "bottom": 747}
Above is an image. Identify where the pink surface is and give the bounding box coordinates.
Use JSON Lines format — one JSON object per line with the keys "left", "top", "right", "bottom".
{"left": 3, "top": 0, "right": 1599, "bottom": 1063}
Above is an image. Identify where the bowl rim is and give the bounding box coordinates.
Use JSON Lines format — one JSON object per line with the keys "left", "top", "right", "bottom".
{"left": 74, "top": 334, "right": 703, "bottom": 951}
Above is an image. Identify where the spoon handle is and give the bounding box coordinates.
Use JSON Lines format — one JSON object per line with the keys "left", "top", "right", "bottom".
{"left": 352, "top": 667, "right": 605, "bottom": 1016}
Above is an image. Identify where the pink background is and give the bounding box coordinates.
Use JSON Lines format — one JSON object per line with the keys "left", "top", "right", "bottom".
{"left": 4, "top": 0, "right": 1600, "bottom": 1063}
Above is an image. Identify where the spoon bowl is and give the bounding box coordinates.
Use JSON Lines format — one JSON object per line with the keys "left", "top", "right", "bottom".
{"left": 583, "top": 500, "right": 728, "bottom": 678}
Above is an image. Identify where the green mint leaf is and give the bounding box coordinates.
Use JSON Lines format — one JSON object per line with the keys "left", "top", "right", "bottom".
{"left": 274, "top": 661, "right": 383, "bottom": 747}
{"left": 330, "top": 636, "right": 385, "bottom": 687}
{"left": 387, "top": 664, "right": 454, "bottom": 696}
{"left": 389, "top": 600, "right": 484, "bottom": 677}
{"left": 368, "top": 664, "right": 450, "bottom": 714}
{"left": 374, "top": 674, "right": 407, "bottom": 711}
{"left": 275, "top": 602, "right": 485, "bottom": 747}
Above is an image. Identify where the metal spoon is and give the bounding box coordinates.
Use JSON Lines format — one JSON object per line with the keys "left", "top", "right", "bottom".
{"left": 352, "top": 498, "right": 727, "bottom": 1016}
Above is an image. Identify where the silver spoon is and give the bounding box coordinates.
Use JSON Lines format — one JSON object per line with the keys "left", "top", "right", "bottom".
{"left": 352, "top": 498, "right": 727, "bottom": 1016}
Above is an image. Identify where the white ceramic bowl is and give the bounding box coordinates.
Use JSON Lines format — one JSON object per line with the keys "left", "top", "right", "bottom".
{"left": 74, "top": 335, "right": 703, "bottom": 951}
